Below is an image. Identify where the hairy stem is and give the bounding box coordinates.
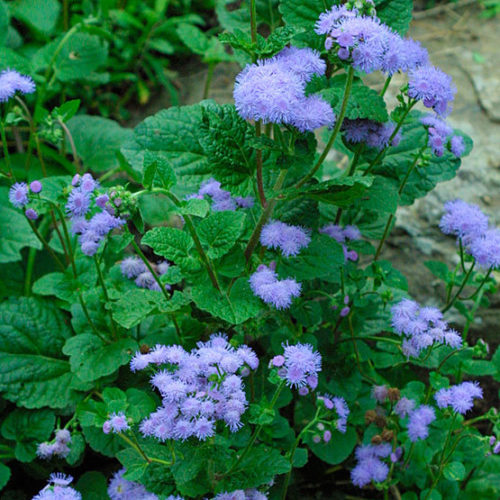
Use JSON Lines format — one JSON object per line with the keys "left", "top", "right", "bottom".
{"left": 94, "top": 255, "right": 118, "bottom": 339}
{"left": 255, "top": 121, "right": 266, "bottom": 207}
{"left": 442, "top": 262, "right": 475, "bottom": 313}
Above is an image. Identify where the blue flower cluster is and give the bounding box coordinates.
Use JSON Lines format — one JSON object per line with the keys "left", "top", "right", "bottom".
{"left": 234, "top": 47, "right": 335, "bottom": 132}
{"left": 32, "top": 474, "right": 81, "bottom": 500}
{"left": 36, "top": 429, "right": 72, "bottom": 460}
{"left": 435, "top": 381, "right": 483, "bottom": 414}
{"left": 342, "top": 118, "right": 402, "bottom": 151}
{"left": 188, "top": 178, "right": 254, "bottom": 211}
{"left": 8, "top": 180, "right": 43, "bottom": 219}
{"left": 67, "top": 173, "right": 125, "bottom": 256}
{"left": 120, "top": 256, "right": 170, "bottom": 292}
{"left": 108, "top": 469, "right": 162, "bottom": 500}
{"left": 249, "top": 263, "right": 301, "bottom": 310}
{"left": 391, "top": 298, "right": 462, "bottom": 357}
{"left": 270, "top": 342, "right": 321, "bottom": 391}
{"left": 440, "top": 200, "right": 500, "bottom": 269}
{"left": 260, "top": 220, "right": 311, "bottom": 257}
{"left": 103, "top": 412, "right": 130, "bottom": 434}
{"left": 0, "top": 69, "right": 35, "bottom": 102}
{"left": 319, "top": 223, "right": 361, "bottom": 262}
{"left": 316, "top": 393, "right": 350, "bottom": 434}
{"left": 129, "top": 334, "right": 258, "bottom": 441}
{"left": 420, "top": 114, "right": 465, "bottom": 157}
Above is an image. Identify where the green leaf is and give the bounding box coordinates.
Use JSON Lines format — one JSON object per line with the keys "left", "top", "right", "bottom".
{"left": 424, "top": 260, "right": 451, "bottom": 282}
{"left": 376, "top": 0, "right": 413, "bottom": 35}
{"left": 75, "top": 471, "right": 109, "bottom": 500}
{"left": 311, "top": 75, "right": 389, "bottom": 123}
{"left": 197, "top": 211, "right": 246, "bottom": 259}
{"left": 53, "top": 100, "right": 80, "bottom": 122}
{"left": 67, "top": 115, "right": 133, "bottom": 172}
{"left": 12, "top": 0, "right": 60, "bottom": 35}
{"left": 281, "top": 234, "right": 345, "bottom": 281}
{"left": 33, "top": 33, "right": 108, "bottom": 82}
{"left": 176, "top": 24, "right": 233, "bottom": 63}
{"left": 62, "top": 335, "right": 137, "bottom": 383}
{"left": 143, "top": 151, "right": 176, "bottom": 190}
{"left": 356, "top": 175, "right": 399, "bottom": 214}
{"left": 179, "top": 198, "right": 210, "bottom": 218}
{"left": 199, "top": 103, "right": 256, "bottom": 193}
{"left": 279, "top": 0, "right": 334, "bottom": 29}
{"left": 0, "top": 297, "right": 87, "bottom": 408}
{"left": 306, "top": 427, "right": 357, "bottom": 465}
{"left": 0, "top": 1, "right": 9, "bottom": 46}
{"left": 0, "top": 47, "right": 32, "bottom": 74}
{"left": 142, "top": 227, "right": 198, "bottom": 271}
{"left": 0, "top": 204, "right": 42, "bottom": 263}
{"left": 192, "top": 278, "right": 262, "bottom": 324}
{"left": 0, "top": 463, "right": 10, "bottom": 491}
{"left": 126, "top": 388, "right": 157, "bottom": 422}
{"left": 1, "top": 408, "right": 54, "bottom": 462}
{"left": 443, "top": 461, "right": 466, "bottom": 481}
{"left": 121, "top": 104, "right": 211, "bottom": 189}
{"left": 66, "top": 432, "right": 86, "bottom": 466}
{"left": 82, "top": 425, "right": 122, "bottom": 457}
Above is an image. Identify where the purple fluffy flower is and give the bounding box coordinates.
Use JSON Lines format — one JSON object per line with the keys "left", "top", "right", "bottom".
{"left": 88, "top": 211, "right": 124, "bottom": 236}
{"left": 234, "top": 196, "right": 254, "bottom": 208}
{"left": 394, "top": 397, "right": 416, "bottom": 418}
{"left": 435, "top": 381, "right": 483, "bottom": 414}
{"left": 131, "top": 334, "right": 258, "bottom": 442}
{"left": 450, "top": 135, "right": 465, "bottom": 157}
{"left": 80, "top": 173, "right": 98, "bottom": 193}
{"left": 135, "top": 271, "right": 161, "bottom": 291}
{"left": 95, "top": 193, "right": 109, "bottom": 208}
{"left": 381, "top": 34, "right": 429, "bottom": 75}
{"left": 108, "top": 469, "right": 159, "bottom": 500}
{"left": 315, "top": 5, "right": 358, "bottom": 36}
{"left": 351, "top": 445, "right": 390, "bottom": 488}
{"left": 260, "top": 220, "right": 311, "bottom": 257}
{"left": 408, "top": 65, "right": 456, "bottom": 116}
{"left": 290, "top": 95, "right": 335, "bottom": 132}
{"left": 9, "top": 182, "right": 29, "bottom": 208}
{"left": 121, "top": 257, "right": 148, "bottom": 279}
{"left": 279, "top": 342, "right": 321, "bottom": 389}
{"left": 271, "top": 46, "right": 326, "bottom": 82}
{"left": 249, "top": 264, "right": 301, "bottom": 309}
{"left": 469, "top": 228, "right": 500, "bottom": 269}
{"left": 439, "top": 199, "right": 489, "bottom": 245}
{"left": 103, "top": 412, "right": 130, "bottom": 434}
{"left": 37, "top": 429, "right": 72, "bottom": 460}
{"left": 0, "top": 69, "right": 35, "bottom": 102}
{"left": 342, "top": 119, "right": 401, "bottom": 151}
{"left": 32, "top": 473, "right": 81, "bottom": 500}
{"left": 66, "top": 189, "right": 91, "bottom": 217}
{"left": 372, "top": 385, "right": 388, "bottom": 403}
{"left": 420, "top": 114, "right": 453, "bottom": 157}
{"left": 407, "top": 405, "right": 436, "bottom": 442}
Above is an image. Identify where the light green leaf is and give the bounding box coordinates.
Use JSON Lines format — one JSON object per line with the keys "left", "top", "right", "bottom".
{"left": 0, "top": 297, "right": 87, "bottom": 408}
{"left": 0, "top": 205, "right": 42, "bottom": 263}
{"left": 63, "top": 335, "right": 137, "bottom": 383}
{"left": 376, "top": 0, "right": 413, "bottom": 35}
{"left": 142, "top": 227, "right": 198, "bottom": 271}
{"left": 279, "top": 0, "right": 334, "bottom": 29}
{"left": 197, "top": 211, "right": 246, "bottom": 259}
{"left": 12, "top": 0, "right": 60, "bottom": 35}
{"left": 67, "top": 115, "right": 133, "bottom": 172}
{"left": 306, "top": 427, "right": 357, "bottom": 465}
{"left": 192, "top": 277, "right": 261, "bottom": 324}
{"left": 0, "top": 1, "right": 9, "bottom": 46}
{"left": 0, "top": 462, "right": 10, "bottom": 491}
{"left": 143, "top": 151, "right": 176, "bottom": 190}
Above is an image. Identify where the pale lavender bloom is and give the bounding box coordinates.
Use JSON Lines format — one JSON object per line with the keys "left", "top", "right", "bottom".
{"left": 0, "top": 69, "right": 35, "bottom": 101}
{"left": 30, "top": 180, "right": 42, "bottom": 193}
{"left": 469, "top": 228, "right": 500, "bottom": 269}
{"left": 249, "top": 264, "right": 301, "bottom": 309}
{"left": 33, "top": 473, "right": 81, "bottom": 500}
{"left": 9, "top": 182, "right": 29, "bottom": 208}
{"left": 435, "top": 381, "right": 483, "bottom": 414}
{"left": 260, "top": 220, "right": 311, "bottom": 257}
{"left": 439, "top": 199, "right": 489, "bottom": 245}
{"left": 290, "top": 95, "right": 335, "bottom": 132}
{"left": 319, "top": 224, "right": 345, "bottom": 242}
{"left": 315, "top": 5, "right": 358, "bottom": 36}
{"left": 381, "top": 34, "right": 429, "bottom": 75}
{"left": 408, "top": 65, "right": 456, "bottom": 116}
{"left": 135, "top": 271, "right": 161, "bottom": 291}
{"left": 157, "top": 261, "right": 170, "bottom": 275}
{"left": 420, "top": 114, "right": 453, "bottom": 157}
{"left": 332, "top": 396, "right": 349, "bottom": 432}
{"left": 340, "top": 306, "right": 350, "bottom": 317}
{"left": 494, "top": 442, "right": 500, "bottom": 454}
{"left": 281, "top": 342, "right": 321, "bottom": 389}
{"left": 121, "top": 257, "right": 148, "bottom": 279}
{"left": 66, "top": 189, "right": 91, "bottom": 217}
{"left": 394, "top": 397, "right": 416, "bottom": 418}
{"left": 372, "top": 385, "right": 389, "bottom": 402}
{"left": 95, "top": 194, "right": 109, "bottom": 208}
{"left": 88, "top": 211, "right": 125, "bottom": 236}
{"left": 234, "top": 60, "right": 305, "bottom": 124}
{"left": 407, "top": 405, "right": 436, "bottom": 442}
{"left": 108, "top": 469, "right": 159, "bottom": 500}
{"left": 351, "top": 445, "right": 389, "bottom": 487}
{"left": 342, "top": 119, "right": 401, "bottom": 151}
{"left": 103, "top": 412, "right": 130, "bottom": 434}
{"left": 234, "top": 196, "right": 254, "bottom": 208}
{"left": 271, "top": 46, "right": 326, "bottom": 82}
{"left": 450, "top": 135, "right": 465, "bottom": 157}
{"left": 80, "top": 173, "right": 98, "bottom": 193}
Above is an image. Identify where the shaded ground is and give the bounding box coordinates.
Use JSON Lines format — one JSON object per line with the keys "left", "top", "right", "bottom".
{"left": 133, "top": 6, "right": 500, "bottom": 340}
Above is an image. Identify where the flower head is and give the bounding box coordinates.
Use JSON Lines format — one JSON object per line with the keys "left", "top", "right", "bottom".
{"left": 407, "top": 405, "right": 436, "bottom": 442}
{"left": 435, "top": 381, "right": 483, "bottom": 414}
{"left": 0, "top": 69, "right": 35, "bottom": 102}
{"left": 9, "top": 182, "right": 29, "bottom": 208}
{"left": 260, "top": 220, "right": 311, "bottom": 257}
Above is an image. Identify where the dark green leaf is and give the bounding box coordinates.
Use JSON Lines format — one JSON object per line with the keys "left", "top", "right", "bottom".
{"left": 306, "top": 427, "right": 357, "bottom": 465}
{"left": 376, "top": 0, "right": 413, "bottom": 35}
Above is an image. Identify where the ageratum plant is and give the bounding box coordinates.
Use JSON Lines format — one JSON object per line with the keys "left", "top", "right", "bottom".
{"left": 0, "top": 0, "right": 499, "bottom": 498}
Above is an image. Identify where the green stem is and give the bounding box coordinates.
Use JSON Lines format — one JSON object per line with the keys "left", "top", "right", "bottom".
{"left": 460, "top": 267, "right": 492, "bottom": 301}
{"left": 348, "top": 314, "right": 377, "bottom": 384}
{"left": 0, "top": 120, "right": 14, "bottom": 179}
{"left": 380, "top": 76, "right": 392, "bottom": 97}
{"left": 250, "top": 0, "right": 258, "bottom": 46}
{"left": 58, "top": 119, "right": 81, "bottom": 172}
{"left": 281, "top": 408, "right": 321, "bottom": 500}
{"left": 24, "top": 248, "right": 37, "bottom": 296}
{"left": 94, "top": 255, "right": 118, "bottom": 339}
{"left": 363, "top": 100, "right": 417, "bottom": 177}
{"left": 255, "top": 121, "right": 266, "bottom": 207}
{"left": 244, "top": 169, "right": 287, "bottom": 262}
{"left": 442, "top": 262, "right": 475, "bottom": 313}
{"left": 336, "top": 335, "right": 401, "bottom": 345}
{"left": 374, "top": 143, "right": 427, "bottom": 260}
{"left": 458, "top": 239, "right": 466, "bottom": 273}
{"left": 295, "top": 66, "right": 355, "bottom": 188}
{"left": 203, "top": 63, "right": 216, "bottom": 100}
{"left": 26, "top": 217, "right": 66, "bottom": 271}
{"left": 225, "top": 380, "right": 286, "bottom": 476}
{"left": 52, "top": 203, "right": 77, "bottom": 276}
